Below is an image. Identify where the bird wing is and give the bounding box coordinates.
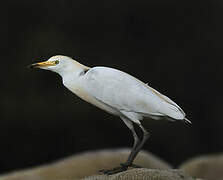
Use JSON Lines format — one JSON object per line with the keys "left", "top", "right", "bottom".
{"left": 82, "top": 67, "right": 185, "bottom": 120}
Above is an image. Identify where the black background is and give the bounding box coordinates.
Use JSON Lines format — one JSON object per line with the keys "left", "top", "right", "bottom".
{"left": 2, "top": 0, "right": 223, "bottom": 174}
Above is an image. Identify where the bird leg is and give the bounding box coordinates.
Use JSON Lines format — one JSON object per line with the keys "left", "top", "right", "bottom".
{"left": 120, "top": 117, "right": 141, "bottom": 151}
{"left": 100, "top": 118, "right": 141, "bottom": 175}
{"left": 130, "top": 125, "right": 140, "bottom": 150}
{"left": 100, "top": 121, "right": 149, "bottom": 175}
{"left": 123, "top": 124, "right": 150, "bottom": 167}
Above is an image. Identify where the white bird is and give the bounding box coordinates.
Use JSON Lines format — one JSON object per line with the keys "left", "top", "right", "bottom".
{"left": 29, "top": 55, "right": 190, "bottom": 174}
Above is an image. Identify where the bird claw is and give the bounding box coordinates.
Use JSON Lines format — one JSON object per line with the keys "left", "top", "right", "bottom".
{"left": 99, "top": 165, "right": 128, "bottom": 175}
{"left": 99, "top": 163, "right": 141, "bottom": 175}
{"left": 121, "top": 163, "right": 142, "bottom": 168}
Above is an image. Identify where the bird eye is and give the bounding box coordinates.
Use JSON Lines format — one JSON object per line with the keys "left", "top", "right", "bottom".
{"left": 55, "top": 60, "right": 59, "bottom": 64}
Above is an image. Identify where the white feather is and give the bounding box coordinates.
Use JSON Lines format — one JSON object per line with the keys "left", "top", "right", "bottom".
{"left": 79, "top": 67, "right": 186, "bottom": 121}
{"left": 36, "top": 56, "right": 187, "bottom": 123}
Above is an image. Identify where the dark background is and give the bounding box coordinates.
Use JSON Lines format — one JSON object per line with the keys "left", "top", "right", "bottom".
{"left": 2, "top": 0, "right": 223, "bottom": 174}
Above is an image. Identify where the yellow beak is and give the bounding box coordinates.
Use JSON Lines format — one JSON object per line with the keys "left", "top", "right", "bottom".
{"left": 29, "top": 61, "right": 56, "bottom": 68}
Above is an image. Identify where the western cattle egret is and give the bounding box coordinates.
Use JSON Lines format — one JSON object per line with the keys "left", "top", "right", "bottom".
{"left": 29, "top": 55, "right": 190, "bottom": 175}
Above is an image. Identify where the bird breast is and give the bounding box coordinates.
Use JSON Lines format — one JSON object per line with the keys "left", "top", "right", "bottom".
{"left": 63, "top": 78, "right": 120, "bottom": 116}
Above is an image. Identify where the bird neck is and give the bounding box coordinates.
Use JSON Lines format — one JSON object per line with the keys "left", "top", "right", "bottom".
{"left": 59, "top": 63, "right": 90, "bottom": 90}
{"left": 58, "top": 61, "right": 90, "bottom": 77}
{"left": 59, "top": 66, "right": 82, "bottom": 77}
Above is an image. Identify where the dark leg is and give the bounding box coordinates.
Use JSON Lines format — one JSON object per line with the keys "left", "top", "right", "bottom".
{"left": 123, "top": 123, "right": 150, "bottom": 167}
{"left": 100, "top": 118, "right": 140, "bottom": 175}
{"left": 100, "top": 121, "right": 150, "bottom": 175}
{"left": 122, "top": 117, "right": 140, "bottom": 150}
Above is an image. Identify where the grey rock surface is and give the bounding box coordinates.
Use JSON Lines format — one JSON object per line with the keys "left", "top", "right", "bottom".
{"left": 81, "top": 168, "right": 195, "bottom": 180}
{"left": 179, "top": 153, "right": 223, "bottom": 180}
{"left": 0, "top": 149, "right": 171, "bottom": 180}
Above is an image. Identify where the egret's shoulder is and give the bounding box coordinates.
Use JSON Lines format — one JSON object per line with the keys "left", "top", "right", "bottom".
{"left": 87, "top": 66, "right": 130, "bottom": 77}
{"left": 90, "top": 66, "right": 121, "bottom": 72}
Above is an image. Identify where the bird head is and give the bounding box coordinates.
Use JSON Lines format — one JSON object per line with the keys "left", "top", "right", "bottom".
{"left": 29, "top": 55, "right": 89, "bottom": 76}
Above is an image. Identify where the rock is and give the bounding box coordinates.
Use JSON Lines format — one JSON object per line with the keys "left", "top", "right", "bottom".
{"left": 81, "top": 168, "right": 195, "bottom": 180}
{"left": 0, "top": 148, "right": 172, "bottom": 180}
{"left": 179, "top": 153, "right": 223, "bottom": 180}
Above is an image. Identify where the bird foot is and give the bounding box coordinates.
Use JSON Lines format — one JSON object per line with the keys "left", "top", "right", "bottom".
{"left": 121, "top": 163, "right": 142, "bottom": 168}
{"left": 99, "top": 165, "right": 128, "bottom": 175}
{"left": 99, "top": 163, "right": 141, "bottom": 175}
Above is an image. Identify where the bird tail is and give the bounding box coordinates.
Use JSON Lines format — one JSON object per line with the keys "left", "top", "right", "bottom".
{"left": 183, "top": 117, "right": 192, "bottom": 124}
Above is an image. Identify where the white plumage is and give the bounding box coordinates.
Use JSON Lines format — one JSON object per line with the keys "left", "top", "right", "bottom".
{"left": 82, "top": 67, "right": 186, "bottom": 121}
{"left": 30, "top": 55, "right": 190, "bottom": 174}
